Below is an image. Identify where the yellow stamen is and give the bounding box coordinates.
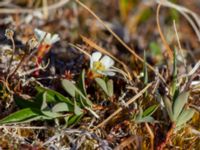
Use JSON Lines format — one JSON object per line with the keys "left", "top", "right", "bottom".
{"left": 93, "top": 61, "right": 105, "bottom": 71}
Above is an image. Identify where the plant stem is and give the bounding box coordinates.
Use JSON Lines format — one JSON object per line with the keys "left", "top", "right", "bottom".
{"left": 7, "top": 37, "right": 15, "bottom": 75}
{"left": 8, "top": 53, "right": 27, "bottom": 79}
{"left": 156, "top": 123, "right": 175, "bottom": 150}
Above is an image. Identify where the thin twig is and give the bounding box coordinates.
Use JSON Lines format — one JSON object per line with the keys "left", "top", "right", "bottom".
{"left": 7, "top": 37, "right": 15, "bottom": 75}
{"left": 178, "top": 60, "right": 200, "bottom": 79}
{"left": 8, "top": 53, "right": 27, "bottom": 78}
{"left": 69, "top": 43, "right": 91, "bottom": 58}
{"left": 42, "top": 0, "right": 49, "bottom": 19}
{"left": 156, "top": 3, "right": 173, "bottom": 61}
{"left": 145, "top": 123, "right": 154, "bottom": 150}
{"left": 173, "top": 20, "right": 186, "bottom": 67}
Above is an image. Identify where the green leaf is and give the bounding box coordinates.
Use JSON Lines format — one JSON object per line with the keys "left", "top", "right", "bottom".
{"left": 41, "top": 92, "right": 48, "bottom": 110}
{"left": 54, "top": 94, "right": 74, "bottom": 108}
{"left": 95, "top": 78, "right": 114, "bottom": 97}
{"left": 61, "top": 79, "right": 76, "bottom": 97}
{"left": 136, "top": 116, "right": 155, "bottom": 123}
{"left": 36, "top": 86, "right": 74, "bottom": 106}
{"left": 173, "top": 91, "right": 190, "bottom": 120}
{"left": 169, "top": 8, "right": 179, "bottom": 21}
{"left": 65, "top": 114, "right": 82, "bottom": 126}
{"left": 78, "top": 70, "right": 87, "bottom": 96}
{"left": 74, "top": 100, "right": 83, "bottom": 115}
{"left": 41, "top": 111, "right": 63, "bottom": 118}
{"left": 19, "top": 115, "right": 52, "bottom": 123}
{"left": 119, "top": 0, "right": 135, "bottom": 20}
{"left": 135, "top": 106, "right": 155, "bottom": 123}
{"left": 62, "top": 79, "right": 92, "bottom": 107}
{"left": 142, "top": 104, "right": 158, "bottom": 117}
{"left": 107, "top": 79, "right": 114, "bottom": 97}
{"left": 52, "top": 102, "right": 71, "bottom": 112}
{"left": 95, "top": 78, "right": 108, "bottom": 95}
{"left": 135, "top": 107, "right": 143, "bottom": 121}
{"left": 34, "top": 92, "right": 45, "bottom": 105}
{"left": 79, "top": 96, "right": 98, "bottom": 118}
{"left": 172, "top": 89, "right": 179, "bottom": 103}
{"left": 149, "top": 42, "right": 161, "bottom": 55}
{"left": 143, "top": 50, "right": 148, "bottom": 85}
{"left": 0, "top": 108, "right": 41, "bottom": 124}
{"left": 171, "top": 48, "right": 177, "bottom": 96}
{"left": 163, "top": 96, "right": 174, "bottom": 121}
{"left": 14, "top": 95, "right": 39, "bottom": 108}
{"left": 139, "top": 8, "right": 152, "bottom": 23}
{"left": 176, "top": 108, "right": 195, "bottom": 127}
{"left": 83, "top": 96, "right": 93, "bottom": 107}
{"left": 74, "top": 91, "right": 92, "bottom": 107}
{"left": 62, "top": 79, "right": 92, "bottom": 106}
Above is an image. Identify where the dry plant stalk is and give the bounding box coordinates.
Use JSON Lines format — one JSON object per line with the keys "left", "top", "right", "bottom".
{"left": 42, "top": 0, "right": 49, "bottom": 19}
{"left": 6, "top": 32, "right": 15, "bottom": 75}
{"left": 69, "top": 43, "right": 91, "bottom": 58}
{"left": 156, "top": 0, "right": 200, "bottom": 41}
{"left": 156, "top": 3, "right": 173, "bottom": 61}
{"left": 145, "top": 123, "right": 154, "bottom": 150}
{"left": 173, "top": 20, "right": 186, "bottom": 67}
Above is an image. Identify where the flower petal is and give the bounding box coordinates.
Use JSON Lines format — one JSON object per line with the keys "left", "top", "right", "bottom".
{"left": 103, "top": 71, "right": 116, "bottom": 76}
{"left": 50, "top": 34, "right": 60, "bottom": 44}
{"left": 44, "top": 33, "right": 52, "bottom": 44}
{"left": 34, "top": 28, "right": 46, "bottom": 42}
{"left": 100, "top": 55, "right": 114, "bottom": 69}
{"left": 191, "top": 80, "right": 200, "bottom": 86}
{"left": 90, "top": 52, "right": 102, "bottom": 68}
{"left": 91, "top": 52, "right": 102, "bottom": 61}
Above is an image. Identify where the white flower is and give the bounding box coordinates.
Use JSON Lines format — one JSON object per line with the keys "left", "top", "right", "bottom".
{"left": 90, "top": 52, "right": 115, "bottom": 76}
{"left": 34, "top": 28, "right": 60, "bottom": 45}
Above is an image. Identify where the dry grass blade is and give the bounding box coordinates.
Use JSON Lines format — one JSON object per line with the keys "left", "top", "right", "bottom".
{"left": 69, "top": 43, "right": 91, "bottom": 58}
{"left": 178, "top": 60, "right": 200, "bottom": 79}
{"left": 76, "top": 0, "right": 166, "bottom": 84}
{"left": 114, "top": 136, "right": 138, "bottom": 150}
{"left": 6, "top": 34, "right": 15, "bottom": 75}
{"left": 173, "top": 20, "right": 186, "bottom": 67}
{"left": 95, "top": 82, "right": 153, "bottom": 129}
{"left": 156, "top": 3, "right": 173, "bottom": 61}
{"left": 81, "top": 35, "right": 132, "bottom": 80}
{"left": 156, "top": 0, "right": 200, "bottom": 41}
{"left": 42, "top": 0, "right": 49, "bottom": 19}
{"left": 145, "top": 122, "right": 154, "bottom": 150}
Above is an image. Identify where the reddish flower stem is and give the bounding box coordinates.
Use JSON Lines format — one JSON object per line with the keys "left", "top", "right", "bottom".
{"left": 34, "top": 44, "right": 51, "bottom": 76}
{"left": 156, "top": 123, "right": 175, "bottom": 150}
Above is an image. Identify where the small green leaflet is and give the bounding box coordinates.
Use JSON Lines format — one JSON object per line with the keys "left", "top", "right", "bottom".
{"left": 0, "top": 108, "right": 41, "bottom": 124}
